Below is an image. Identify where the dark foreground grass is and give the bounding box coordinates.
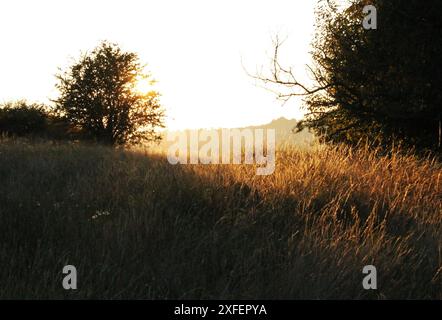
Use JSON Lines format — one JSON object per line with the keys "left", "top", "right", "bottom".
{"left": 0, "top": 141, "right": 441, "bottom": 299}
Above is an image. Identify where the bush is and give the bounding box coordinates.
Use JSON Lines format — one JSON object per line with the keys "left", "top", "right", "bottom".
{"left": 0, "top": 101, "right": 48, "bottom": 137}
{"left": 0, "top": 101, "right": 90, "bottom": 142}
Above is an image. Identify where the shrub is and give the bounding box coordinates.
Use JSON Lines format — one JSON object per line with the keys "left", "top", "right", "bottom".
{"left": 0, "top": 101, "right": 48, "bottom": 137}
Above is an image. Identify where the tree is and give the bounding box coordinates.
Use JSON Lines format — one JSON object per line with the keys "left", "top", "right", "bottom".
{"left": 55, "top": 41, "right": 165, "bottom": 146}
{"left": 0, "top": 101, "right": 48, "bottom": 137}
{"left": 257, "top": 0, "right": 442, "bottom": 151}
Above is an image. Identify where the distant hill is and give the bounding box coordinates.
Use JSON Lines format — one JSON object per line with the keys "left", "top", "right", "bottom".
{"left": 247, "top": 117, "right": 297, "bottom": 131}
{"left": 243, "top": 117, "right": 315, "bottom": 147}
{"left": 156, "top": 117, "right": 315, "bottom": 150}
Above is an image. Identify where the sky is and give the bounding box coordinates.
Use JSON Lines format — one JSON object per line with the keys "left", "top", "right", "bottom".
{"left": 0, "top": 0, "right": 317, "bottom": 130}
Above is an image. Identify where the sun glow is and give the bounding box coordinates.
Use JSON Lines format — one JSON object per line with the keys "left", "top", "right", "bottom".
{"left": 0, "top": 0, "right": 315, "bottom": 130}
{"left": 135, "top": 77, "right": 154, "bottom": 94}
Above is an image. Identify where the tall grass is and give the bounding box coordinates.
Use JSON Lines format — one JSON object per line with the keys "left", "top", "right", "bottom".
{"left": 0, "top": 140, "right": 440, "bottom": 299}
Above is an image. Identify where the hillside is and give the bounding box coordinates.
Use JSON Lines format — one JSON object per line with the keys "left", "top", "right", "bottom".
{"left": 0, "top": 141, "right": 440, "bottom": 299}
{"left": 155, "top": 118, "right": 315, "bottom": 151}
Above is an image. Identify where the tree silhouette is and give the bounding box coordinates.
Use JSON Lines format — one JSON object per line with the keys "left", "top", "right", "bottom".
{"left": 257, "top": 0, "right": 442, "bottom": 151}
{"left": 55, "top": 41, "right": 165, "bottom": 146}
{"left": 0, "top": 101, "right": 48, "bottom": 137}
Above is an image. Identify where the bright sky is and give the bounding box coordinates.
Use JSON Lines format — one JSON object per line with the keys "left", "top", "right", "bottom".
{"left": 0, "top": 0, "right": 316, "bottom": 130}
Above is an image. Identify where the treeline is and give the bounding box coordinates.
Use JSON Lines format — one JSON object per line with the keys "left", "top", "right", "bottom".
{"left": 0, "top": 42, "right": 164, "bottom": 146}
{"left": 0, "top": 101, "right": 84, "bottom": 141}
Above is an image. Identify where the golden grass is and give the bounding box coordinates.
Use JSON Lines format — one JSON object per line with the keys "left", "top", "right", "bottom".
{"left": 0, "top": 140, "right": 440, "bottom": 299}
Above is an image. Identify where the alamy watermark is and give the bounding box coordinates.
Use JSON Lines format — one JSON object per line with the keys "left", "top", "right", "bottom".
{"left": 362, "top": 265, "right": 377, "bottom": 290}
{"left": 167, "top": 128, "right": 276, "bottom": 176}
{"left": 363, "top": 5, "right": 377, "bottom": 30}
{"left": 60, "top": 264, "right": 377, "bottom": 292}
{"left": 62, "top": 265, "right": 77, "bottom": 290}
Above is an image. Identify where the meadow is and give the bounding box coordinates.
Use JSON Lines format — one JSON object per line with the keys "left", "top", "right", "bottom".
{"left": 0, "top": 140, "right": 441, "bottom": 299}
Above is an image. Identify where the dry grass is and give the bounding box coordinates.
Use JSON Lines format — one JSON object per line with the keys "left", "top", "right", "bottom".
{"left": 0, "top": 140, "right": 440, "bottom": 299}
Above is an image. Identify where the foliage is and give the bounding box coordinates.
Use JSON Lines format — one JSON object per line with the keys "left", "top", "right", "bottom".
{"left": 260, "top": 0, "right": 442, "bottom": 151}
{"left": 55, "top": 41, "right": 165, "bottom": 146}
{"left": 0, "top": 101, "right": 48, "bottom": 137}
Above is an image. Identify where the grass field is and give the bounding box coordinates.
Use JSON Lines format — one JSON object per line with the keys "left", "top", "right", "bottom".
{"left": 0, "top": 140, "right": 441, "bottom": 299}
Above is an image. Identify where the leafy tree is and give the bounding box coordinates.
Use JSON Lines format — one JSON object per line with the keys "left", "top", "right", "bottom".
{"left": 259, "top": 0, "right": 442, "bottom": 151}
{"left": 55, "top": 41, "right": 165, "bottom": 146}
{"left": 0, "top": 101, "right": 48, "bottom": 137}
